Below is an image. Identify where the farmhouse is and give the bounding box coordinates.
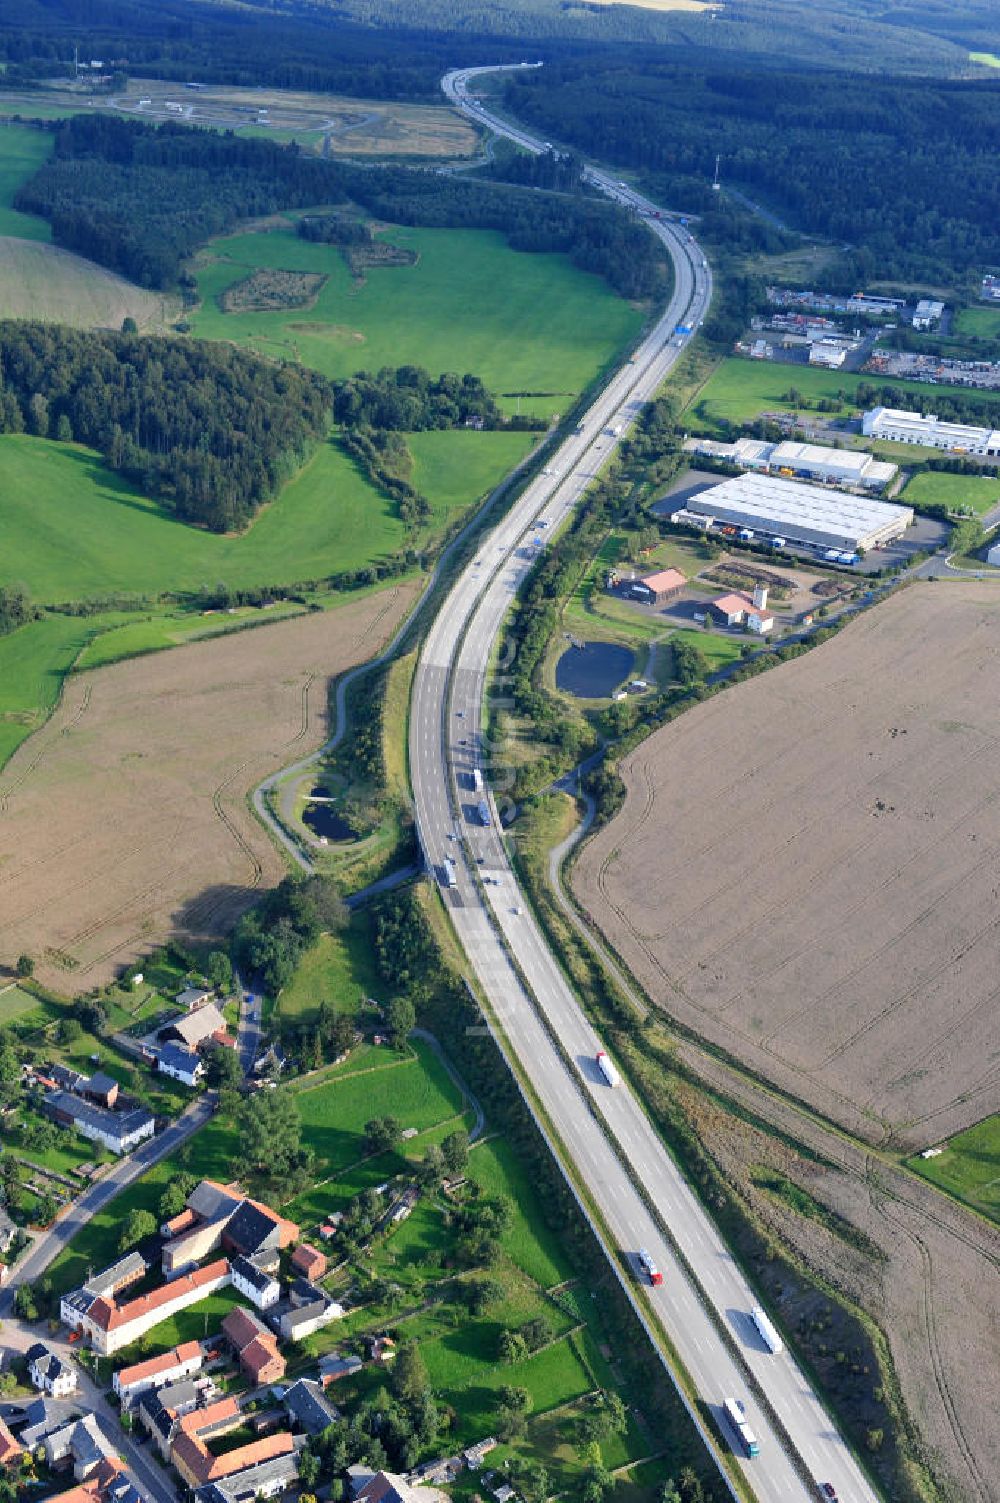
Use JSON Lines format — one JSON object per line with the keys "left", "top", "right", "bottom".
{"left": 158, "top": 1003, "right": 229, "bottom": 1051}
{"left": 41, "top": 1090, "right": 154, "bottom": 1156}
{"left": 113, "top": 1340, "right": 204, "bottom": 1408}
{"left": 276, "top": 1278, "right": 343, "bottom": 1341}
{"left": 43, "top": 1412, "right": 119, "bottom": 1479}
{"left": 161, "top": 1181, "right": 298, "bottom": 1277}
{"left": 19, "top": 1399, "right": 83, "bottom": 1450}
{"left": 72, "top": 1260, "right": 231, "bottom": 1356}
{"left": 680, "top": 472, "right": 913, "bottom": 552}
{"left": 221, "top": 1307, "right": 285, "bottom": 1385}
{"left": 138, "top": 1377, "right": 220, "bottom": 1458}
{"left": 27, "top": 1343, "right": 78, "bottom": 1397}
{"left": 62, "top": 1252, "right": 151, "bottom": 1333}
{"left": 170, "top": 1396, "right": 296, "bottom": 1490}
{"left": 230, "top": 1255, "right": 281, "bottom": 1310}
{"left": 157, "top": 1044, "right": 205, "bottom": 1088}
{"left": 290, "top": 1243, "right": 327, "bottom": 1281}
{"left": 281, "top": 1378, "right": 339, "bottom": 1436}
{"left": 623, "top": 567, "right": 686, "bottom": 605}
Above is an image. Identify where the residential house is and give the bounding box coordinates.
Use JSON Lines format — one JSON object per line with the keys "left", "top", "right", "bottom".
{"left": 157, "top": 1044, "right": 206, "bottom": 1088}
{"left": 0, "top": 1207, "right": 18, "bottom": 1256}
{"left": 162, "top": 1181, "right": 297, "bottom": 1278}
{"left": 62, "top": 1251, "right": 150, "bottom": 1334}
{"left": 82, "top": 1073, "right": 120, "bottom": 1109}
{"left": 44, "top": 1457, "right": 144, "bottom": 1503}
{"left": 169, "top": 1397, "right": 295, "bottom": 1490}
{"left": 0, "top": 1417, "right": 24, "bottom": 1469}
{"left": 137, "top": 1376, "right": 219, "bottom": 1458}
{"left": 192, "top": 1444, "right": 303, "bottom": 1503}
{"left": 27, "top": 1343, "right": 78, "bottom": 1397}
{"left": 113, "top": 1339, "right": 204, "bottom": 1407}
{"left": 290, "top": 1244, "right": 327, "bottom": 1281}
{"left": 77, "top": 1260, "right": 230, "bottom": 1356}
{"left": 42, "top": 1092, "right": 154, "bottom": 1156}
{"left": 18, "top": 1399, "right": 83, "bottom": 1450}
{"left": 354, "top": 1469, "right": 448, "bottom": 1503}
{"left": 230, "top": 1256, "right": 281, "bottom": 1311}
{"left": 275, "top": 1280, "right": 343, "bottom": 1343}
{"left": 462, "top": 1438, "right": 497, "bottom": 1469}
{"left": 281, "top": 1378, "right": 339, "bottom": 1436}
{"left": 221, "top": 1307, "right": 285, "bottom": 1386}
{"left": 158, "top": 1005, "right": 228, "bottom": 1052}
{"left": 43, "top": 1413, "right": 120, "bottom": 1479}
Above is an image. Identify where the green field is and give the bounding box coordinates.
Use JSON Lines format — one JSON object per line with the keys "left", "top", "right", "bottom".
{"left": 902, "top": 471, "right": 1000, "bottom": 516}
{"left": 276, "top": 923, "right": 381, "bottom": 1026}
{"left": 685, "top": 356, "right": 992, "bottom": 433}
{"left": 909, "top": 1115, "right": 1000, "bottom": 1222}
{"left": 0, "top": 429, "right": 532, "bottom": 605}
{"left": 466, "top": 1136, "right": 571, "bottom": 1290}
{"left": 954, "top": 305, "right": 1000, "bottom": 338}
{"left": 0, "top": 985, "right": 44, "bottom": 1024}
{"left": 190, "top": 224, "right": 641, "bottom": 415}
{"left": 0, "top": 125, "right": 53, "bottom": 240}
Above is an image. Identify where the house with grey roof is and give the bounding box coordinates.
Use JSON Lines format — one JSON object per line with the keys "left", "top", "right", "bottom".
{"left": 281, "top": 1378, "right": 339, "bottom": 1436}
{"left": 42, "top": 1091, "right": 154, "bottom": 1156}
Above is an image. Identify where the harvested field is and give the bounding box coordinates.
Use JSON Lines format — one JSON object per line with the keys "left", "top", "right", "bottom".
{"left": 0, "top": 237, "right": 174, "bottom": 328}
{"left": 0, "top": 587, "right": 416, "bottom": 991}
{"left": 574, "top": 583, "right": 1000, "bottom": 1148}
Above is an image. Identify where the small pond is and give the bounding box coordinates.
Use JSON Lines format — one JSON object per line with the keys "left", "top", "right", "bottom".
{"left": 309, "top": 783, "right": 332, "bottom": 799}
{"left": 302, "top": 803, "right": 355, "bottom": 842}
{"left": 556, "top": 640, "right": 634, "bottom": 699}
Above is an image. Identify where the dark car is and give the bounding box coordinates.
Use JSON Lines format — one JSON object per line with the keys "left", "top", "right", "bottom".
{"left": 819, "top": 1486, "right": 838, "bottom": 1502}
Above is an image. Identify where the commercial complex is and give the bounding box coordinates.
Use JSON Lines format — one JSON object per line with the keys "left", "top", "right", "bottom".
{"left": 672, "top": 472, "right": 913, "bottom": 553}
{"left": 862, "top": 406, "right": 1000, "bottom": 455}
{"left": 683, "top": 435, "right": 896, "bottom": 489}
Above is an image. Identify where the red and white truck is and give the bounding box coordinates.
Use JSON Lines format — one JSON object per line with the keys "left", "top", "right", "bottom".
{"left": 637, "top": 1249, "right": 663, "bottom": 1287}
{"left": 595, "top": 1050, "right": 620, "bottom": 1088}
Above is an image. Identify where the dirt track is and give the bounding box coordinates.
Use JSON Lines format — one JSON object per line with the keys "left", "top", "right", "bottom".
{"left": 0, "top": 588, "right": 416, "bottom": 990}
{"left": 574, "top": 583, "right": 1000, "bottom": 1148}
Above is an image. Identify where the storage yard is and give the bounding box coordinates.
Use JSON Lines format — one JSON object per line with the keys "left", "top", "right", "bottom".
{"left": 670, "top": 470, "right": 913, "bottom": 552}
{"left": 573, "top": 582, "right": 1000, "bottom": 1148}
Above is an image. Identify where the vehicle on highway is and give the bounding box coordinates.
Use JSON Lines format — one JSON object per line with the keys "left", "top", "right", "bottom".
{"left": 819, "top": 1486, "right": 838, "bottom": 1502}
{"left": 471, "top": 768, "right": 484, "bottom": 792}
{"left": 637, "top": 1248, "right": 663, "bottom": 1286}
{"left": 751, "top": 1305, "right": 783, "bottom": 1354}
{"left": 441, "top": 857, "right": 458, "bottom": 889}
{"left": 595, "top": 1050, "right": 620, "bottom": 1087}
{"left": 723, "top": 1397, "right": 760, "bottom": 1458}
{"left": 476, "top": 799, "right": 492, "bottom": 827}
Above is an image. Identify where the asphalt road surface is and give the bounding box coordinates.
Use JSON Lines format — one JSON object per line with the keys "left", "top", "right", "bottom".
{"left": 408, "top": 65, "right": 881, "bottom": 1503}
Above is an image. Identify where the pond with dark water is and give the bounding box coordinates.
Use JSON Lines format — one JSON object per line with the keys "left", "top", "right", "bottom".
{"left": 555, "top": 640, "right": 634, "bottom": 699}
{"left": 302, "top": 804, "right": 355, "bottom": 841}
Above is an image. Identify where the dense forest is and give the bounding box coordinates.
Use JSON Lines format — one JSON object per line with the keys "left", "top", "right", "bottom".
{"left": 15, "top": 115, "right": 669, "bottom": 302}
{"left": 333, "top": 368, "right": 504, "bottom": 432}
{"left": 504, "top": 62, "right": 1000, "bottom": 285}
{"left": 0, "top": 323, "right": 331, "bottom": 531}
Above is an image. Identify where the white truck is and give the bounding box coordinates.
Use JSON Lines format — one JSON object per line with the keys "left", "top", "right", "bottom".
{"left": 750, "top": 1306, "right": 783, "bottom": 1354}
{"left": 595, "top": 1050, "right": 620, "bottom": 1088}
{"left": 471, "top": 768, "right": 484, "bottom": 793}
{"left": 442, "top": 857, "right": 458, "bottom": 889}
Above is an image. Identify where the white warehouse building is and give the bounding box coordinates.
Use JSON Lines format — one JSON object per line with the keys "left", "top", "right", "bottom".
{"left": 683, "top": 435, "right": 896, "bottom": 489}
{"left": 681, "top": 472, "right": 914, "bottom": 552}
{"left": 863, "top": 406, "right": 1000, "bottom": 456}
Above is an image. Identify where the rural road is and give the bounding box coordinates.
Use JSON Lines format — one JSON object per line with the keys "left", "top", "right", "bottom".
{"left": 405, "top": 63, "right": 880, "bottom": 1503}
{"left": 0, "top": 1092, "right": 216, "bottom": 1307}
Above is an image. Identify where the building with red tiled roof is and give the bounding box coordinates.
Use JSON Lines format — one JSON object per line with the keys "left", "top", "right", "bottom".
{"left": 162, "top": 1181, "right": 297, "bottom": 1278}
{"left": 221, "top": 1306, "right": 285, "bottom": 1386}
{"left": 290, "top": 1243, "right": 327, "bottom": 1280}
{"left": 82, "top": 1260, "right": 230, "bottom": 1355}
{"left": 43, "top": 1458, "right": 142, "bottom": 1503}
{"left": 169, "top": 1397, "right": 294, "bottom": 1489}
{"left": 0, "top": 1416, "right": 23, "bottom": 1468}
{"left": 113, "top": 1341, "right": 204, "bottom": 1407}
{"left": 625, "top": 567, "right": 686, "bottom": 606}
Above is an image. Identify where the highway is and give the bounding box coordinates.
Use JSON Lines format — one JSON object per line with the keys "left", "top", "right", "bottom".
{"left": 409, "top": 65, "right": 881, "bottom": 1503}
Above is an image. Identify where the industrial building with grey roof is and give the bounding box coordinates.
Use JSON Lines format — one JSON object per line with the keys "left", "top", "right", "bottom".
{"left": 675, "top": 472, "right": 914, "bottom": 552}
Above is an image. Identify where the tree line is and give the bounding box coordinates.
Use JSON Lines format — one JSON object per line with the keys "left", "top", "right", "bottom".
{"left": 503, "top": 60, "right": 1000, "bottom": 285}
{"left": 15, "top": 115, "right": 670, "bottom": 304}
{"left": 0, "top": 321, "right": 331, "bottom": 531}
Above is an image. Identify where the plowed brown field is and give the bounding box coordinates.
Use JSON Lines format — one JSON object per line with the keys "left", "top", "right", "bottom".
{"left": 574, "top": 583, "right": 1000, "bottom": 1148}
{"left": 0, "top": 587, "right": 416, "bottom": 990}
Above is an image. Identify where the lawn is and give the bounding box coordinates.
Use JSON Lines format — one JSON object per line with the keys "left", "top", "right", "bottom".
{"left": 466, "top": 1136, "right": 572, "bottom": 1289}
{"left": 292, "top": 1037, "right": 465, "bottom": 1181}
{"left": 902, "top": 471, "right": 1000, "bottom": 517}
{"left": 909, "top": 1115, "right": 1000, "bottom": 1223}
{"left": 190, "top": 224, "right": 641, "bottom": 416}
{"left": 954, "top": 305, "right": 1000, "bottom": 338}
{"left": 0, "top": 985, "right": 43, "bottom": 1024}
{"left": 0, "top": 125, "right": 53, "bottom": 240}
{"left": 684, "top": 356, "right": 995, "bottom": 433}
{"left": 276, "top": 920, "right": 381, "bottom": 1027}
{"left": 423, "top": 1326, "right": 597, "bottom": 1439}
{"left": 0, "top": 429, "right": 532, "bottom": 605}
{"left": 75, "top": 601, "right": 309, "bottom": 671}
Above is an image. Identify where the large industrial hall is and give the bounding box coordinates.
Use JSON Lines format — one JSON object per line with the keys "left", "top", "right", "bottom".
{"left": 673, "top": 472, "right": 914, "bottom": 552}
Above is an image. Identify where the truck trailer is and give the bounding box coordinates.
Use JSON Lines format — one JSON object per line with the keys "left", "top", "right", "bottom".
{"left": 750, "top": 1306, "right": 783, "bottom": 1355}
{"left": 471, "top": 768, "right": 484, "bottom": 793}
{"left": 723, "top": 1398, "right": 760, "bottom": 1457}
{"left": 637, "top": 1249, "right": 663, "bottom": 1286}
{"left": 441, "top": 857, "right": 458, "bottom": 889}
{"left": 595, "top": 1050, "right": 620, "bottom": 1088}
